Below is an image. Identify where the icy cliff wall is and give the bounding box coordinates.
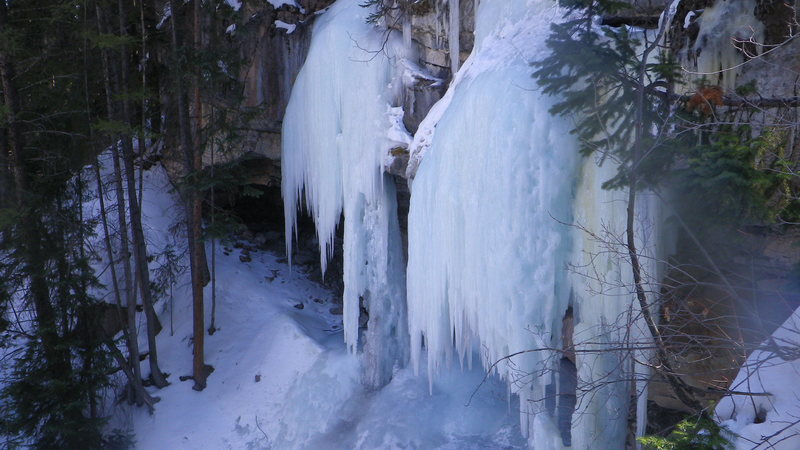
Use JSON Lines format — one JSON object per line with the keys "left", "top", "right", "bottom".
{"left": 173, "top": 0, "right": 472, "bottom": 184}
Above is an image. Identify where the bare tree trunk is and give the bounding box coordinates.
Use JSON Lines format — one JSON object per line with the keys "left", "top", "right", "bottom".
{"left": 117, "top": 0, "right": 168, "bottom": 389}
{"left": 0, "top": 128, "right": 9, "bottom": 210}
{"left": 138, "top": 0, "right": 149, "bottom": 209}
{"left": 208, "top": 110, "right": 217, "bottom": 335}
{"left": 93, "top": 162, "right": 151, "bottom": 405}
{"left": 191, "top": 0, "right": 209, "bottom": 390}
{"left": 81, "top": 5, "right": 153, "bottom": 405}
{"left": 111, "top": 146, "right": 144, "bottom": 381}
{"left": 626, "top": 17, "right": 702, "bottom": 413}
{"left": 169, "top": 0, "right": 210, "bottom": 390}
{"left": 102, "top": 333, "right": 159, "bottom": 411}
{"left": 95, "top": 3, "right": 147, "bottom": 401}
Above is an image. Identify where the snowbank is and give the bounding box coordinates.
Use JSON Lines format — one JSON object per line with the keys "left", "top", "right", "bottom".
{"left": 716, "top": 308, "right": 800, "bottom": 449}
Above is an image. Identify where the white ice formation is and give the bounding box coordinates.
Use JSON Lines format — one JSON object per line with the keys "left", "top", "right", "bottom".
{"left": 407, "top": 1, "right": 662, "bottom": 447}
{"left": 687, "top": 0, "right": 764, "bottom": 91}
{"left": 283, "top": 0, "right": 664, "bottom": 447}
{"left": 281, "top": 0, "right": 411, "bottom": 389}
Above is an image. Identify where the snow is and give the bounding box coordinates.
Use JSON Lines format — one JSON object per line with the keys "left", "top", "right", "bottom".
{"left": 225, "top": 0, "right": 242, "bottom": 12}
{"left": 684, "top": 10, "right": 699, "bottom": 30}
{"left": 716, "top": 308, "right": 800, "bottom": 449}
{"left": 405, "top": 70, "right": 458, "bottom": 179}
{"left": 275, "top": 20, "right": 296, "bottom": 34}
{"left": 659, "top": 0, "right": 682, "bottom": 34}
{"left": 268, "top": 0, "right": 298, "bottom": 9}
{"left": 156, "top": 3, "right": 171, "bottom": 30}
{"left": 101, "top": 160, "right": 523, "bottom": 448}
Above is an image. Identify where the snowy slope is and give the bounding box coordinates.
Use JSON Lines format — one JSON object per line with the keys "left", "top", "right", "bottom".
{"left": 112, "top": 163, "right": 524, "bottom": 449}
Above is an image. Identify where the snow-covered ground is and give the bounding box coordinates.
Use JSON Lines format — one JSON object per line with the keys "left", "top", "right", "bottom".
{"left": 108, "top": 164, "right": 524, "bottom": 449}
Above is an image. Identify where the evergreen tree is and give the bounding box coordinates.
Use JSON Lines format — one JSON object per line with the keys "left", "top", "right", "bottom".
{"left": 0, "top": 0, "right": 130, "bottom": 446}
{"left": 532, "top": 0, "right": 800, "bottom": 442}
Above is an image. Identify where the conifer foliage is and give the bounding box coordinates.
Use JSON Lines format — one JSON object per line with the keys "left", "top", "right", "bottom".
{"left": 0, "top": 0, "right": 245, "bottom": 446}
{"left": 532, "top": 0, "right": 800, "bottom": 445}
{"left": 0, "top": 0, "right": 118, "bottom": 446}
{"left": 532, "top": 0, "right": 682, "bottom": 191}
{"left": 531, "top": 0, "right": 709, "bottom": 430}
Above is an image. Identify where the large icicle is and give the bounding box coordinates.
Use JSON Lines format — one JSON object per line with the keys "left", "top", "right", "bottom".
{"left": 407, "top": 2, "right": 577, "bottom": 446}
{"left": 406, "top": 0, "right": 662, "bottom": 448}
{"left": 567, "top": 158, "right": 664, "bottom": 449}
{"left": 281, "top": 0, "right": 409, "bottom": 388}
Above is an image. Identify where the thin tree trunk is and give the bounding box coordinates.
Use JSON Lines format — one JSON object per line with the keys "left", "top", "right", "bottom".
{"left": 138, "top": 0, "right": 148, "bottom": 210}
{"left": 208, "top": 109, "right": 217, "bottom": 335}
{"left": 626, "top": 14, "right": 702, "bottom": 413}
{"left": 94, "top": 162, "right": 150, "bottom": 406}
{"left": 0, "top": 128, "right": 9, "bottom": 210}
{"left": 117, "top": 0, "right": 168, "bottom": 389}
{"left": 76, "top": 173, "right": 98, "bottom": 420}
{"left": 111, "top": 146, "right": 144, "bottom": 385}
{"left": 169, "top": 0, "right": 210, "bottom": 390}
{"left": 102, "top": 334, "right": 158, "bottom": 411}
{"left": 191, "top": 0, "right": 209, "bottom": 389}
{"left": 95, "top": 3, "right": 145, "bottom": 401}
{"left": 81, "top": 9, "right": 151, "bottom": 405}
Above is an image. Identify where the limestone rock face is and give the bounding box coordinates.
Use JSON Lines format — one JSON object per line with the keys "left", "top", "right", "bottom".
{"left": 387, "top": 0, "right": 475, "bottom": 79}
{"left": 176, "top": 0, "right": 475, "bottom": 186}
{"left": 166, "top": 0, "right": 800, "bottom": 187}
{"left": 158, "top": 0, "right": 329, "bottom": 185}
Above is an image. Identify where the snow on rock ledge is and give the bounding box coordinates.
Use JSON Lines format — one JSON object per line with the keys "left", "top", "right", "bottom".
{"left": 716, "top": 308, "right": 800, "bottom": 449}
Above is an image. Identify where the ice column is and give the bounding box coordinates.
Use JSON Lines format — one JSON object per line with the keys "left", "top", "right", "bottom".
{"left": 407, "top": 1, "right": 577, "bottom": 446}
{"left": 281, "top": 0, "right": 409, "bottom": 388}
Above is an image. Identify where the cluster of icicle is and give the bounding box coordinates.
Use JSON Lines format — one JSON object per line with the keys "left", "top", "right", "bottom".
{"left": 682, "top": 0, "right": 764, "bottom": 91}
{"left": 282, "top": 0, "right": 663, "bottom": 447}
{"left": 281, "top": 0, "right": 410, "bottom": 389}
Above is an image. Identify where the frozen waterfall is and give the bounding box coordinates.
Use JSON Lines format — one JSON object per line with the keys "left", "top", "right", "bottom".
{"left": 282, "top": 0, "right": 662, "bottom": 448}
{"left": 281, "top": 0, "right": 410, "bottom": 388}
